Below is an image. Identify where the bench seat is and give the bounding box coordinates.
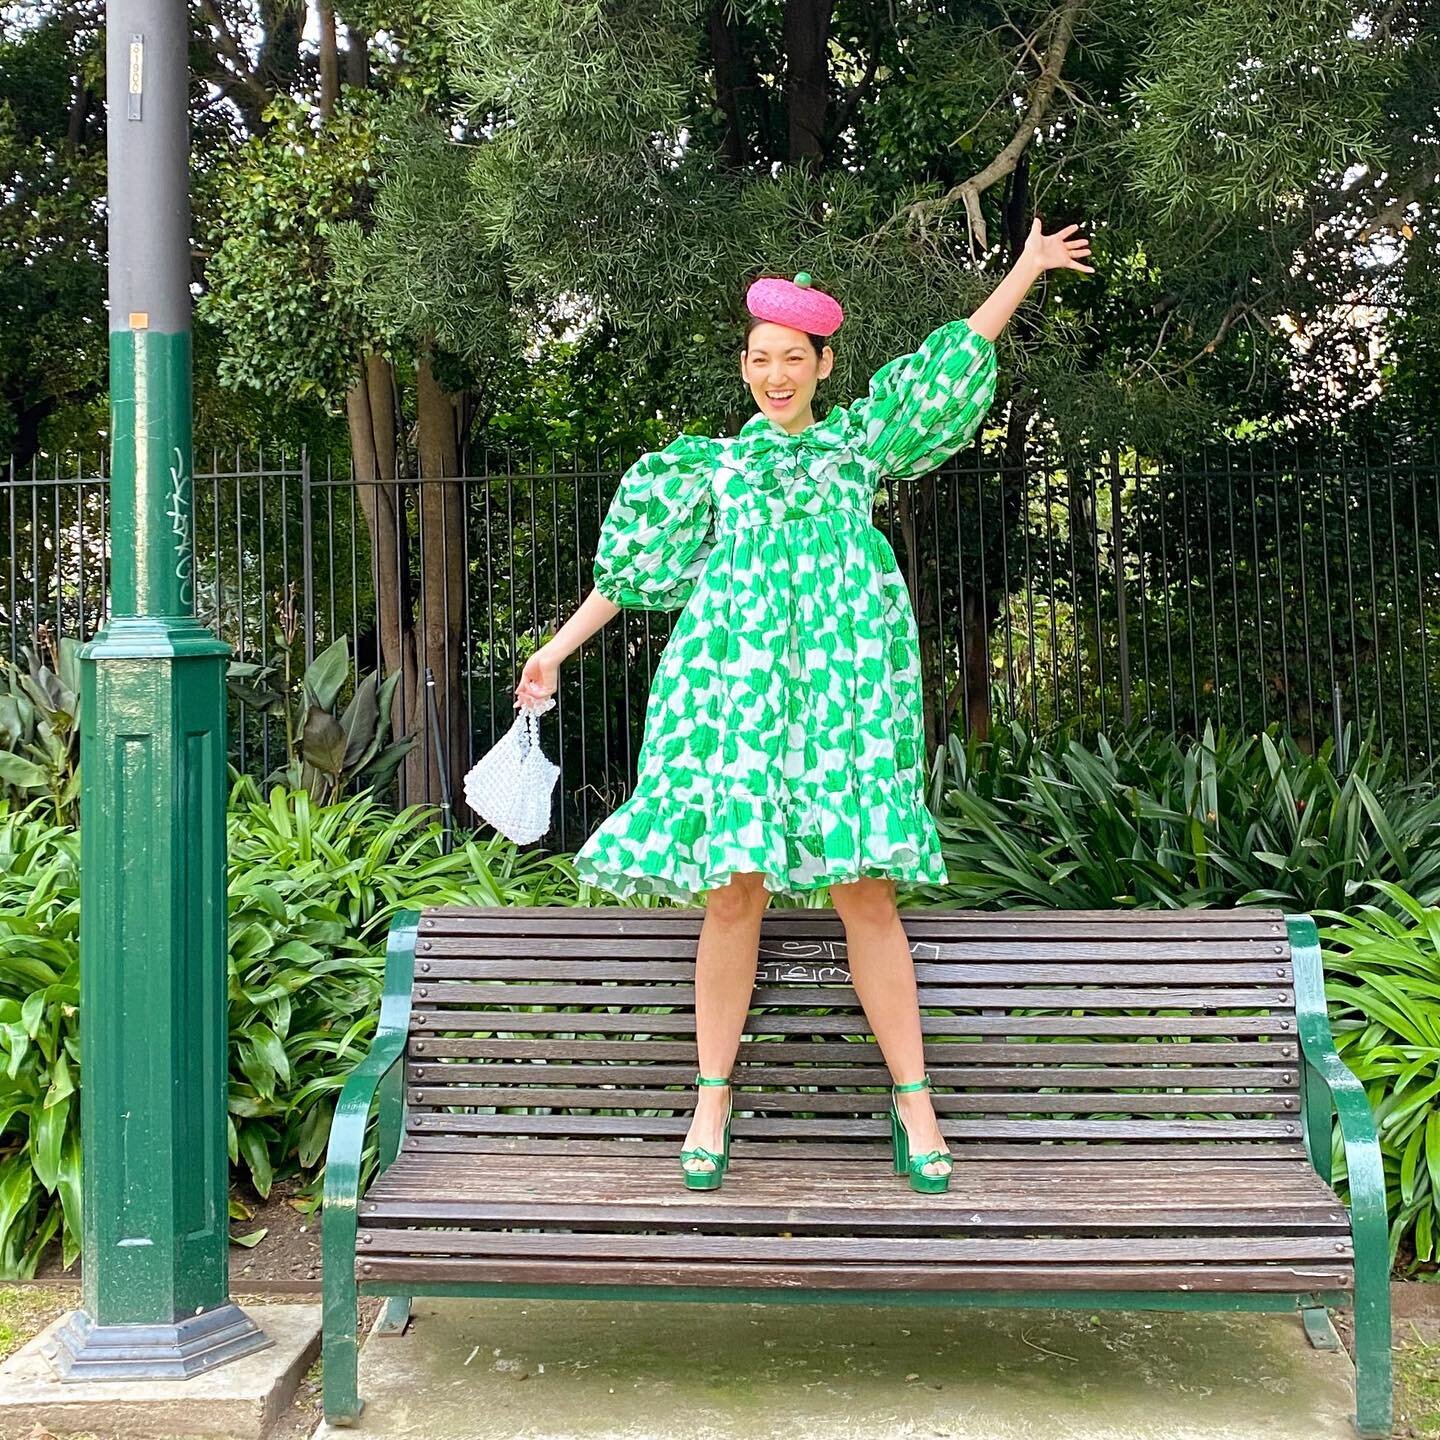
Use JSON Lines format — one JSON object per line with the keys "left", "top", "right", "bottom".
{"left": 358, "top": 1154, "right": 1353, "bottom": 1293}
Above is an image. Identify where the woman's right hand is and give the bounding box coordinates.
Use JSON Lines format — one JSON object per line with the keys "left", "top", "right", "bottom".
{"left": 514, "top": 646, "right": 560, "bottom": 711}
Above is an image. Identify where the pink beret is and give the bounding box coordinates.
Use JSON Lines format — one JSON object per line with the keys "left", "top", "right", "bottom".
{"left": 745, "top": 272, "right": 845, "bottom": 337}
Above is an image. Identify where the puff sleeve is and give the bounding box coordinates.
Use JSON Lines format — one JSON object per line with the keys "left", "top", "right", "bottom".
{"left": 591, "top": 432, "right": 720, "bottom": 611}
{"left": 842, "top": 318, "right": 998, "bottom": 480}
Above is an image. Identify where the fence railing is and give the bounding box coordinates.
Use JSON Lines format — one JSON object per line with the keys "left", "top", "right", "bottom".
{"left": 4, "top": 432, "right": 1438, "bottom": 849}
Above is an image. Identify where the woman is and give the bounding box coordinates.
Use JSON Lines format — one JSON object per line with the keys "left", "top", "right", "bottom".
{"left": 514, "top": 217, "right": 1094, "bottom": 1193}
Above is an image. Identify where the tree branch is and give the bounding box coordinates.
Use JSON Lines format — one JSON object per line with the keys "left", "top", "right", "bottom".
{"left": 877, "top": 0, "right": 1085, "bottom": 256}
{"left": 196, "top": 0, "right": 272, "bottom": 112}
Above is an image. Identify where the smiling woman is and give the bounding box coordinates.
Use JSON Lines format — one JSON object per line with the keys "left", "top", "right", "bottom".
{"left": 513, "top": 224, "right": 1094, "bottom": 1193}
{"left": 570, "top": 271, "right": 1000, "bottom": 904}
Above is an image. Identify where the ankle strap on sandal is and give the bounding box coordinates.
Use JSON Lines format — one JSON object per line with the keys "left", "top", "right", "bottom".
{"left": 696, "top": 1074, "right": 731, "bottom": 1086}
{"left": 892, "top": 1073, "right": 932, "bottom": 1093}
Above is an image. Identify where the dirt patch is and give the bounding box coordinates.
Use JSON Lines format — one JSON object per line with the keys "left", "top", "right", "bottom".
{"left": 31, "top": 1177, "right": 322, "bottom": 1296}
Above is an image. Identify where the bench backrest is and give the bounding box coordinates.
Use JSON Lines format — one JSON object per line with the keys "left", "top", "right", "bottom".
{"left": 399, "top": 905, "right": 1308, "bottom": 1166}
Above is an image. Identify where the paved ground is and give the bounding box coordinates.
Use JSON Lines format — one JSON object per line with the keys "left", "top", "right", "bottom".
{"left": 311, "top": 1296, "right": 1359, "bottom": 1440}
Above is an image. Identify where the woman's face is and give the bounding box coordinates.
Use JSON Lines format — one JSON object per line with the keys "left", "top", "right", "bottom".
{"left": 741, "top": 321, "right": 835, "bottom": 424}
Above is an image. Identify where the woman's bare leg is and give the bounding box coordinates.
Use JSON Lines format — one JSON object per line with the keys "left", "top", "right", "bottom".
{"left": 828, "top": 876, "right": 951, "bottom": 1177}
{"left": 681, "top": 871, "right": 768, "bottom": 1174}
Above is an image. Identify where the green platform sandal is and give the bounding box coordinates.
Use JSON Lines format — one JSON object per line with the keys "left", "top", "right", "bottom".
{"left": 890, "top": 1074, "right": 953, "bottom": 1193}
{"left": 680, "top": 1074, "right": 733, "bottom": 1191}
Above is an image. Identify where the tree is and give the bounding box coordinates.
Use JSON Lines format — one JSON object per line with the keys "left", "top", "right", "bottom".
{"left": 392, "top": 0, "right": 1437, "bottom": 740}
{"left": 0, "top": 1, "right": 106, "bottom": 463}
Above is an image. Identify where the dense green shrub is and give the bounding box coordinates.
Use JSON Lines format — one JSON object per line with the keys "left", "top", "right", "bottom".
{"left": 0, "top": 805, "right": 80, "bottom": 1277}
{"left": 3, "top": 719, "right": 1438, "bottom": 1278}
{"left": 0, "top": 780, "right": 577, "bottom": 1276}
{"left": 1318, "top": 883, "right": 1440, "bottom": 1268}
{"left": 927, "top": 718, "right": 1440, "bottom": 912}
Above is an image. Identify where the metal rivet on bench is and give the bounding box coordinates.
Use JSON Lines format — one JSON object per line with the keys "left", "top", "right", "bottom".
{"left": 1278, "top": 1020, "right": 1290, "bottom": 1029}
{"left": 422, "top": 942, "right": 433, "bottom": 951}
{"left": 1280, "top": 1047, "right": 1293, "bottom": 1057}
{"left": 418, "top": 988, "right": 429, "bottom": 999}
{"left": 360, "top": 1235, "right": 371, "bottom": 1245}
{"left": 1285, "top": 1125, "right": 1295, "bottom": 1134}
{"left": 1335, "top": 1242, "right": 1346, "bottom": 1252}
{"left": 1273, "top": 945, "right": 1283, "bottom": 954}
{"left": 419, "top": 963, "right": 431, "bottom": 974}
{"left": 1283, "top": 1098, "right": 1294, "bottom": 1107}
{"left": 362, "top": 1264, "right": 372, "bottom": 1274}
{"left": 413, "top": 1042, "right": 425, "bottom": 1053}
{"left": 1276, "top": 969, "right": 1286, "bottom": 977}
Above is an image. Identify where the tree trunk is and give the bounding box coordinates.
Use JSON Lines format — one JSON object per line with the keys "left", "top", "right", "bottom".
{"left": 345, "top": 351, "right": 420, "bottom": 800}
{"left": 344, "top": 24, "right": 369, "bottom": 89}
{"left": 317, "top": 0, "right": 340, "bottom": 116}
{"left": 708, "top": 1, "right": 750, "bottom": 170}
{"left": 412, "top": 345, "right": 469, "bottom": 811}
{"left": 783, "top": 0, "right": 831, "bottom": 168}
{"left": 962, "top": 589, "right": 992, "bottom": 741}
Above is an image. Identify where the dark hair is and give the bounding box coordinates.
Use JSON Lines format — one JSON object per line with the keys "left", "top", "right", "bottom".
{"left": 743, "top": 313, "right": 827, "bottom": 360}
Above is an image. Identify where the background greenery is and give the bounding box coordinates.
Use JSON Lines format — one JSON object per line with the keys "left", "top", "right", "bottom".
{"left": 0, "top": 718, "right": 1436, "bottom": 1278}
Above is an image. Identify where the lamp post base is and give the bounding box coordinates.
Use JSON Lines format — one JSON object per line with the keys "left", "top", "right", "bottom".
{"left": 45, "top": 1304, "right": 272, "bottom": 1383}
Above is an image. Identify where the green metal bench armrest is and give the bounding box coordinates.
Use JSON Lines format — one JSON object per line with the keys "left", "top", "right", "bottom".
{"left": 323, "top": 911, "right": 420, "bottom": 1254}
{"left": 1287, "top": 912, "right": 1391, "bottom": 1436}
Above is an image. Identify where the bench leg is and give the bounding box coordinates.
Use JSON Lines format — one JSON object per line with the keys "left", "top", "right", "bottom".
{"left": 376, "top": 1296, "right": 412, "bottom": 1336}
{"left": 1300, "top": 1304, "right": 1341, "bottom": 1351}
{"left": 1351, "top": 1278, "right": 1393, "bottom": 1440}
{"left": 322, "top": 1261, "right": 363, "bottom": 1426}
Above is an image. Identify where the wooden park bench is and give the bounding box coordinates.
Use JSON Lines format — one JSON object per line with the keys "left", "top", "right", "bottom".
{"left": 321, "top": 905, "right": 1391, "bottom": 1435}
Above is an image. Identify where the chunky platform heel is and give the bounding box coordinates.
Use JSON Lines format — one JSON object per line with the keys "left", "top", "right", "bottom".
{"left": 680, "top": 1074, "right": 733, "bottom": 1190}
{"left": 890, "top": 1073, "right": 952, "bottom": 1193}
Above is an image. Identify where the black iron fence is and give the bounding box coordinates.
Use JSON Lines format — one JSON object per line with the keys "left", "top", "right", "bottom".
{"left": 4, "top": 432, "right": 1438, "bottom": 849}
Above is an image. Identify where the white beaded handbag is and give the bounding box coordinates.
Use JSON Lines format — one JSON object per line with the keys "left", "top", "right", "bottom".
{"left": 462, "top": 696, "right": 560, "bottom": 845}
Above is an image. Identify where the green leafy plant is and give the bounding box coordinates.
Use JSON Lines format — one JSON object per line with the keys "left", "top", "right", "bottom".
{"left": 1318, "top": 883, "right": 1440, "bottom": 1268}
{"left": 0, "top": 637, "right": 82, "bottom": 825}
{"left": 927, "top": 717, "right": 1440, "bottom": 913}
{"left": 228, "top": 627, "right": 414, "bottom": 804}
{"left": 0, "top": 802, "right": 81, "bottom": 1277}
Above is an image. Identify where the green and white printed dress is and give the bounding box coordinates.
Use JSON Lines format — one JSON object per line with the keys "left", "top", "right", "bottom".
{"left": 572, "top": 317, "right": 998, "bottom": 903}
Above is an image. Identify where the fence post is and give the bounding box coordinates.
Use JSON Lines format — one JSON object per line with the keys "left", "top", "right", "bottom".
{"left": 1111, "top": 448, "right": 1132, "bottom": 727}
{"left": 301, "top": 446, "right": 315, "bottom": 670}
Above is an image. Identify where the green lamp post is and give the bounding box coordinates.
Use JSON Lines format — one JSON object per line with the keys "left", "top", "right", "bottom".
{"left": 47, "top": 0, "right": 269, "bottom": 1378}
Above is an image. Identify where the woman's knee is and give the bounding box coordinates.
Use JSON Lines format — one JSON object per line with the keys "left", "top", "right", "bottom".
{"left": 704, "top": 871, "right": 771, "bottom": 923}
{"left": 829, "top": 875, "right": 898, "bottom": 929}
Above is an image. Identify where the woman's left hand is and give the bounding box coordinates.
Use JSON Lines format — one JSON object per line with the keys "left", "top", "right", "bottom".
{"left": 1021, "top": 216, "right": 1095, "bottom": 275}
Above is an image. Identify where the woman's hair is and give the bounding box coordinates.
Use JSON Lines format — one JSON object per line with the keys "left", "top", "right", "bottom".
{"left": 743, "top": 313, "right": 827, "bottom": 360}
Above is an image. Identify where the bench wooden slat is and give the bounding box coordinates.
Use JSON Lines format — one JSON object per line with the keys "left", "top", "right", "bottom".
{"left": 417, "top": 907, "right": 1287, "bottom": 934}
{"left": 369, "top": 1156, "right": 1332, "bottom": 1196}
{"left": 410, "top": 982, "right": 1295, "bottom": 1010}
{"left": 404, "top": 1087, "right": 1300, "bottom": 1114}
{"left": 415, "top": 959, "right": 1295, "bottom": 983}
{"left": 409, "top": 1012, "right": 1296, "bottom": 1036}
{"left": 404, "top": 1135, "right": 1313, "bottom": 1162}
{"left": 407, "top": 1113, "right": 1304, "bottom": 1140}
{"left": 356, "top": 1257, "right": 1351, "bottom": 1293}
{"left": 407, "top": 1038, "right": 1301, "bottom": 1064}
{"left": 361, "top": 1200, "right": 1344, "bottom": 1233}
{"left": 407, "top": 1064, "right": 1300, "bottom": 1090}
{"left": 414, "top": 937, "right": 1291, "bottom": 962}
{"left": 356, "top": 1229, "right": 1351, "bottom": 1264}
